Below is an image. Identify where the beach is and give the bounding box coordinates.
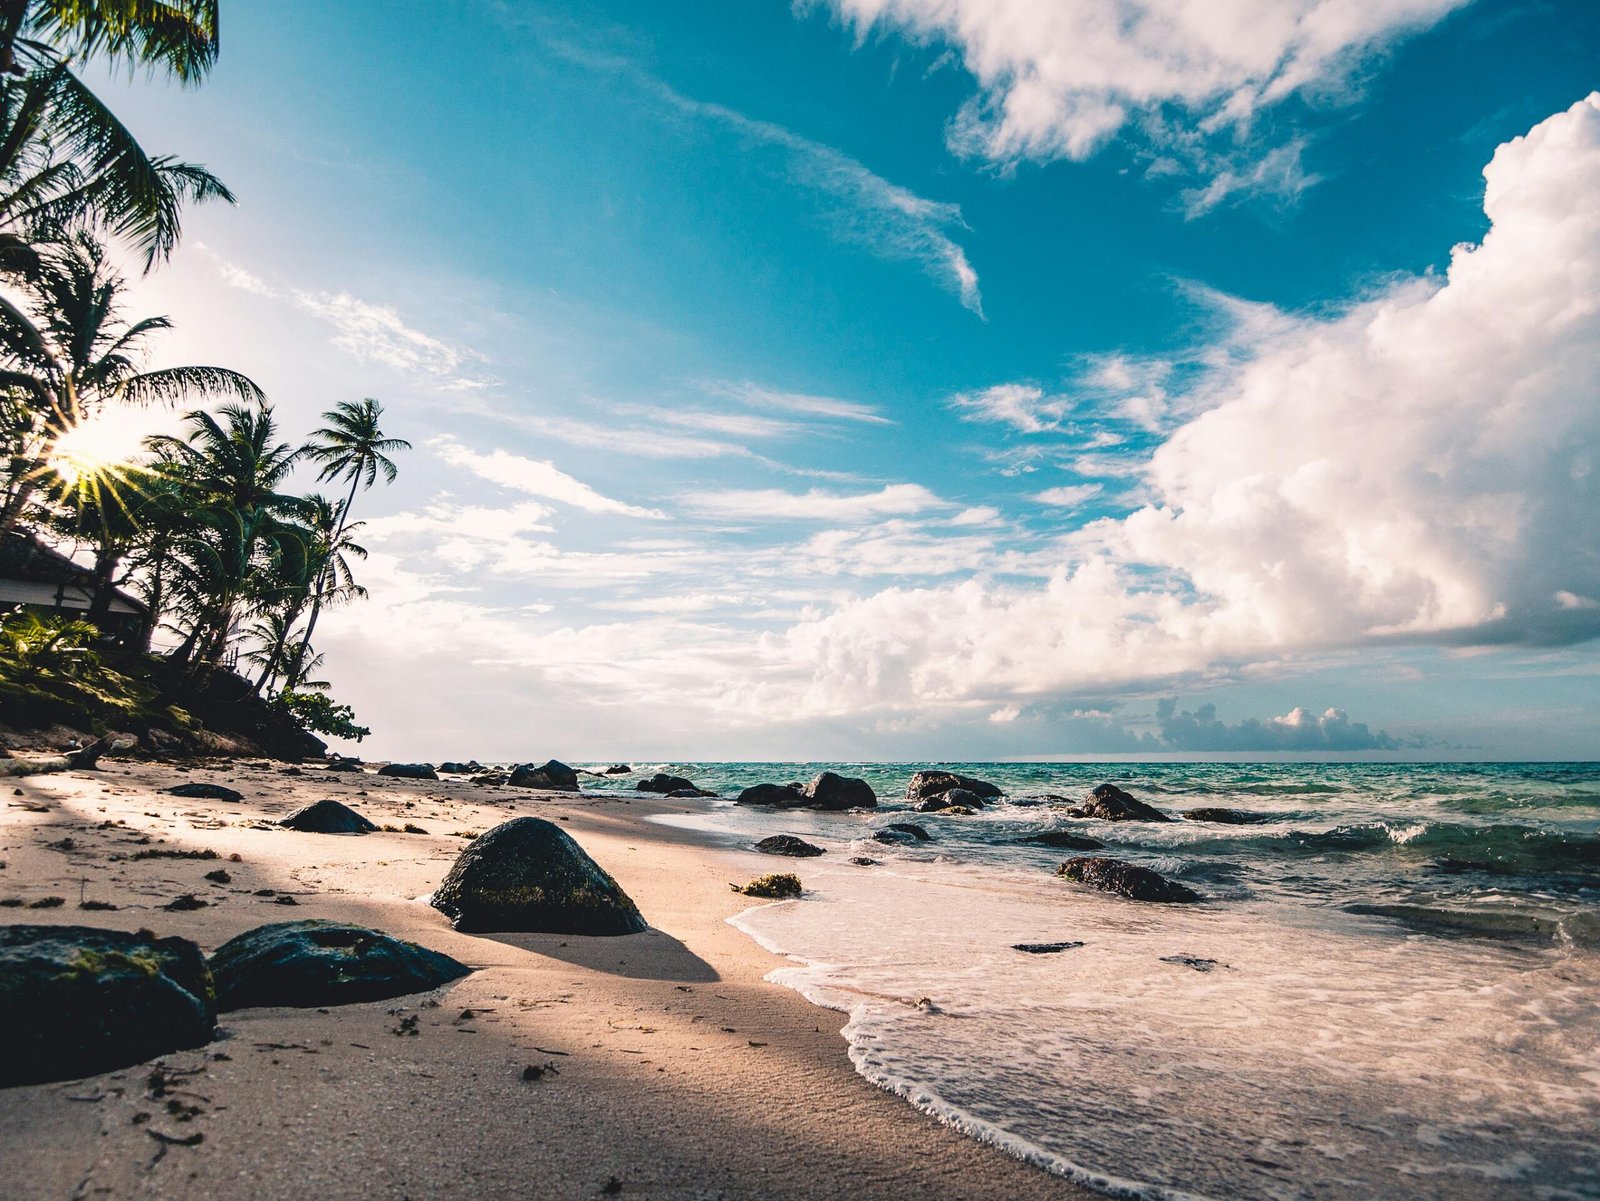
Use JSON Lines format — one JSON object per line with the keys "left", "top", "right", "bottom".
{"left": 0, "top": 758, "right": 1091, "bottom": 1201}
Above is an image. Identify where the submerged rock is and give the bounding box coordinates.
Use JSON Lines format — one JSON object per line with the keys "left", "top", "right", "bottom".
{"left": 209, "top": 920, "right": 470, "bottom": 1011}
{"left": 1182, "top": 807, "right": 1271, "bottom": 824}
{"left": 636, "top": 772, "right": 695, "bottom": 794}
{"left": 508, "top": 759, "right": 580, "bottom": 791}
{"left": 731, "top": 873, "right": 802, "bottom": 899}
{"left": 1160, "top": 954, "right": 1222, "bottom": 972}
{"left": 755, "top": 835, "right": 825, "bottom": 857}
{"left": 430, "top": 817, "right": 647, "bottom": 935}
{"left": 377, "top": 762, "right": 437, "bottom": 781}
{"left": 802, "top": 771, "right": 877, "bottom": 810}
{"left": 1068, "top": 783, "right": 1171, "bottom": 822}
{"left": 1056, "top": 857, "right": 1200, "bottom": 903}
{"left": 848, "top": 856, "right": 879, "bottom": 866}
{"left": 1013, "top": 941, "right": 1085, "bottom": 954}
{"left": 916, "top": 788, "right": 986, "bottom": 813}
{"left": 667, "top": 787, "right": 717, "bottom": 798}
{"left": 279, "top": 799, "right": 378, "bottom": 834}
{"left": 166, "top": 782, "right": 242, "bottom": 802}
{"left": 906, "top": 771, "right": 1001, "bottom": 805}
{"left": 884, "top": 822, "right": 931, "bottom": 840}
{"left": 873, "top": 822, "right": 932, "bottom": 845}
{"left": 735, "top": 782, "right": 806, "bottom": 808}
{"left": 0, "top": 924, "right": 215, "bottom": 1086}
{"left": 602, "top": 764, "right": 631, "bottom": 775}
{"left": 1017, "top": 830, "right": 1105, "bottom": 850}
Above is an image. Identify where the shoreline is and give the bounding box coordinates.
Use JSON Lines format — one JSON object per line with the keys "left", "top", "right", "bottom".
{"left": 0, "top": 757, "right": 1092, "bottom": 1201}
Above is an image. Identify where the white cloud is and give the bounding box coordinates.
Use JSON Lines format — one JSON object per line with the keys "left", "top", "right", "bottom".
{"left": 751, "top": 94, "right": 1600, "bottom": 713}
{"left": 811, "top": 0, "right": 1466, "bottom": 203}
{"left": 950, "top": 382, "right": 1071, "bottom": 432}
{"left": 684, "top": 483, "right": 949, "bottom": 522}
{"left": 433, "top": 437, "right": 668, "bottom": 519}
{"left": 1032, "top": 484, "right": 1104, "bottom": 508}
{"left": 716, "top": 381, "right": 893, "bottom": 425}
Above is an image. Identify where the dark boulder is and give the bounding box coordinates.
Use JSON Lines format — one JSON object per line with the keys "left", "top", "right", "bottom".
{"left": 667, "top": 787, "right": 717, "bottom": 798}
{"left": 1068, "top": 783, "right": 1170, "bottom": 822}
{"left": 430, "top": 817, "right": 646, "bottom": 935}
{"left": 279, "top": 799, "right": 378, "bottom": 834}
{"left": 208, "top": 920, "right": 470, "bottom": 1011}
{"left": 508, "top": 760, "right": 580, "bottom": 792}
{"left": 1182, "top": 807, "right": 1271, "bottom": 824}
{"left": 873, "top": 823, "right": 931, "bottom": 845}
{"left": 802, "top": 771, "right": 877, "bottom": 810}
{"left": 848, "top": 856, "right": 879, "bottom": 866}
{"left": 755, "top": 835, "right": 825, "bottom": 858}
{"left": 603, "top": 764, "right": 631, "bottom": 775}
{"left": 0, "top": 924, "right": 215, "bottom": 1086}
{"left": 377, "top": 763, "right": 437, "bottom": 781}
{"left": 1018, "top": 830, "right": 1105, "bottom": 850}
{"left": 471, "top": 773, "right": 509, "bottom": 786}
{"left": 636, "top": 773, "right": 695, "bottom": 794}
{"left": 167, "top": 782, "right": 242, "bottom": 802}
{"left": 884, "top": 822, "right": 930, "bottom": 840}
{"left": 325, "top": 757, "right": 363, "bottom": 773}
{"left": 916, "top": 787, "right": 987, "bottom": 812}
{"left": 1013, "top": 941, "right": 1085, "bottom": 954}
{"left": 906, "top": 771, "right": 1002, "bottom": 805}
{"left": 736, "top": 783, "right": 806, "bottom": 808}
{"left": 438, "top": 761, "right": 483, "bottom": 775}
{"left": 1056, "top": 857, "right": 1199, "bottom": 903}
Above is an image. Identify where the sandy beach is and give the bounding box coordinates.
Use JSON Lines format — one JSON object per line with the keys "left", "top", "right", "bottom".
{"left": 0, "top": 757, "right": 1091, "bottom": 1201}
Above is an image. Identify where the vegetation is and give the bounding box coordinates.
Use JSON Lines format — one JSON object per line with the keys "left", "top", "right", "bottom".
{"left": 0, "top": 3, "right": 404, "bottom": 753}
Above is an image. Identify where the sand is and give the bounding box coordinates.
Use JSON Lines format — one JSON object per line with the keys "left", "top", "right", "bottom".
{"left": 0, "top": 758, "right": 1093, "bottom": 1201}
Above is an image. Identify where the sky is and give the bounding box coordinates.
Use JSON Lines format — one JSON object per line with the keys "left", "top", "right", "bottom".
{"left": 82, "top": 0, "right": 1600, "bottom": 761}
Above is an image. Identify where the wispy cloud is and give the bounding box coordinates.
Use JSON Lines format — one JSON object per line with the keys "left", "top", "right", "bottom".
{"left": 683, "top": 483, "right": 949, "bottom": 522}
{"left": 949, "top": 383, "right": 1071, "bottom": 433}
{"left": 714, "top": 380, "right": 892, "bottom": 425}
{"left": 1032, "top": 484, "right": 1104, "bottom": 508}
{"left": 434, "top": 437, "right": 668, "bottom": 519}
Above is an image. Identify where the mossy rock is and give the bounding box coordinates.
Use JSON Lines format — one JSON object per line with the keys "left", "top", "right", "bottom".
{"left": 731, "top": 873, "right": 802, "bottom": 899}
{"left": 1056, "top": 857, "right": 1199, "bottom": 903}
{"left": 430, "top": 817, "right": 646, "bottom": 935}
{"left": 0, "top": 924, "right": 215, "bottom": 1086}
{"left": 209, "top": 920, "right": 470, "bottom": 1011}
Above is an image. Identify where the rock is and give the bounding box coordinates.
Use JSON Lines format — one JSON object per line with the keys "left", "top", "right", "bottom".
{"left": 430, "top": 817, "right": 647, "bottom": 935}
{"left": 1017, "top": 831, "right": 1105, "bottom": 850}
{"left": 1181, "top": 808, "right": 1270, "bottom": 824}
{"left": 208, "top": 920, "right": 471, "bottom": 1011}
{"left": 279, "top": 799, "right": 378, "bottom": 834}
{"left": 884, "top": 822, "right": 930, "bottom": 840}
{"left": 873, "top": 823, "right": 931, "bottom": 845}
{"left": 1068, "top": 783, "right": 1171, "bottom": 822}
{"left": 916, "top": 788, "right": 986, "bottom": 812}
{"left": 1056, "top": 857, "right": 1199, "bottom": 903}
{"left": 848, "top": 857, "right": 879, "bottom": 866}
{"left": 377, "top": 763, "right": 437, "bottom": 781}
{"left": 1160, "top": 954, "right": 1221, "bottom": 972}
{"left": 0, "top": 924, "right": 215, "bottom": 1086}
{"left": 666, "top": 787, "right": 717, "bottom": 798}
{"left": 802, "top": 771, "right": 877, "bottom": 810}
{"left": 636, "top": 773, "right": 695, "bottom": 794}
{"left": 755, "top": 835, "right": 825, "bottom": 858}
{"left": 730, "top": 874, "right": 802, "bottom": 899}
{"left": 470, "top": 773, "right": 509, "bottom": 786}
{"left": 603, "top": 764, "right": 631, "bottom": 775}
{"left": 325, "top": 757, "right": 363, "bottom": 773}
{"left": 735, "top": 783, "right": 807, "bottom": 808}
{"left": 906, "top": 771, "right": 1002, "bottom": 805}
{"left": 166, "top": 782, "right": 242, "bottom": 802}
{"left": 438, "top": 761, "right": 483, "bottom": 775}
{"left": 1013, "top": 941, "right": 1085, "bottom": 954}
{"left": 507, "top": 759, "right": 580, "bottom": 791}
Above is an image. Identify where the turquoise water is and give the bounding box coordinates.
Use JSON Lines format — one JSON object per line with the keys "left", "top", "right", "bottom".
{"left": 588, "top": 761, "right": 1600, "bottom": 1200}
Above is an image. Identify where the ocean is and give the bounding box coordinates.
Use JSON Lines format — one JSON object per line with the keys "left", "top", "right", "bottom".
{"left": 585, "top": 762, "right": 1600, "bottom": 1200}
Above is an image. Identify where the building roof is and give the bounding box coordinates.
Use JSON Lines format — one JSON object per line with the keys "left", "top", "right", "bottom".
{"left": 0, "top": 531, "right": 148, "bottom": 615}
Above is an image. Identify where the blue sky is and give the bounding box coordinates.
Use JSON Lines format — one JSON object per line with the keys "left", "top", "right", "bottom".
{"left": 91, "top": 0, "right": 1600, "bottom": 760}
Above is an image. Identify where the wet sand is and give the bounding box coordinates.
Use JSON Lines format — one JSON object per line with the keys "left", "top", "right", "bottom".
{"left": 0, "top": 758, "right": 1091, "bottom": 1201}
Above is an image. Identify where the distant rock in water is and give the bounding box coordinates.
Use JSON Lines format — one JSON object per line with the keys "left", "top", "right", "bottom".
{"left": 1018, "top": 830, "right": 1105, "bottom": 850}
{"left": 756, "top": 834, "right": 825, "bottom": 858}
{"left": 1067, "top": 783, "right": 1170, "bottom": 822}
{"left": 167, "top": 782, "right": 242, "bottom": 802}
{"left": 377, "top": 762, "right": 437, "bottom": 781}
{"left": 1182, "top": 807, "right": 1272, "bottom": 824}
{"left": 736, "top": 783, "right": 806, "bottom": 808}
{"left": 636, "top": 772, "right": 695, "bottom": 794}
{"left": 438, "top": 761, "right": 483, "bottom": 775}
{"left": 1056, "top": 856, "right": 1200, "bottom": 903}
{"left": 602, "top": 764, "right": 631, "bottom": 775}
{"left": 209, "top": 920, "right": 470, "bottom": 1011}
{"left": 916, "top": 787, "right": 987, "bottom": 813}
{"left": 430, "top": 816, "right": 646, "bottom": 935}
{"left": 508, "top": 760, "right": 580, "bottom": 791}
{"left": 0, "top": 924, "right": 215, "bottom": 1086}
{"left": 279, "top": 799, "right": 378, "bottom": 834}
{"left": 906, "top": 771, "right": 1001, "bottom": 805}
{"left": 1013, "top": 941, "right": 1085, "bottom": 954}
{"left": 802, "top": 771, "right": 877, "bottom": 810}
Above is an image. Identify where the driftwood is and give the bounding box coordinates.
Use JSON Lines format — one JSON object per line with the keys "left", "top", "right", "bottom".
{"left": 0, "top": 734, "right": 126, "bottom": 778}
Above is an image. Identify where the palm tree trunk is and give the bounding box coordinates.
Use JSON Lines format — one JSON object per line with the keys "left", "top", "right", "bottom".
{"left": 284, "top": 473, "right": 360, "bottom": 689}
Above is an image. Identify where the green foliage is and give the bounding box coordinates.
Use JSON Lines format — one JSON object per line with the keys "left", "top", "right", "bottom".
{"left": 0, "top": 607, "right": 98, "bottom": 680}
{"left": 277, "top": 689, "right": 370, "bottom": 743}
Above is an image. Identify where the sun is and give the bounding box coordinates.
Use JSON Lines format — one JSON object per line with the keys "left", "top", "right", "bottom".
{"left": 48, "top": 414, "right": 144, "bottom": 487}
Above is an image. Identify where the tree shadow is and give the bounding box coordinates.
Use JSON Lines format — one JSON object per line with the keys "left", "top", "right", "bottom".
{"left": 475, "top": 926, "right": 721, "bottom": 983}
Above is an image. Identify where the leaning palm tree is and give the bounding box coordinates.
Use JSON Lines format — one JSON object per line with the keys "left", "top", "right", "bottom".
{"left": 0, "top": 1, "right": 220, "bottom": 83}
{"left": 0, "top": 232, "right": 262, "bottom": 532}
{"left": 284, "top": 398, "right": 406, "bottom": 684}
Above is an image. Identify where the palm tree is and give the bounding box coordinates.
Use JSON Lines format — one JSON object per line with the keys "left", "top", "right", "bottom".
{"left": 285, "top": 398, "right": 406, "bottom": 684}
{"left": 0, "top": 232, "right": 262, "bottom": 532}
{"left": 0, "top": 2, "right": 220, "bottom": 82}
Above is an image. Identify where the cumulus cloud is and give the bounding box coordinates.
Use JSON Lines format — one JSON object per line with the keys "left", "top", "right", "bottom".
{"left": 433, "top": 438, "right": 668, "bottom": 519}
{"left": 810, "top": 0, "right": 1465, "bottom": 203}
{"left": 1156, "top": 700, "right": 1399, "bottom": 751}
{"left": 754, "top": 95, "right": 1600, "bottom": 714}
